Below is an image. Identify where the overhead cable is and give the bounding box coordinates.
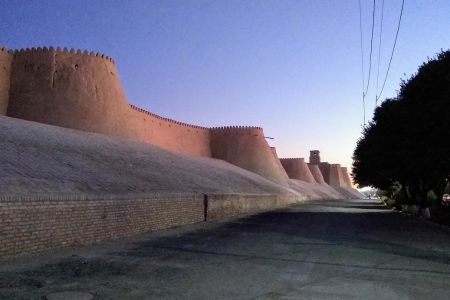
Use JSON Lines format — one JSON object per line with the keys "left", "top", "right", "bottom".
{"left": 376, "top": 0, "right": 405, "bottom": 103}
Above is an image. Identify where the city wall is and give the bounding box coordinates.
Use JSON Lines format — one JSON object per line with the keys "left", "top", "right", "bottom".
{"left": 1, "top": 47, "right": 288, "bottom": 182}
{"left": 340, "top": 167, "right": 353, "bottom": 188}
{"left": 0, "top": 193, "right": 303, "bottom": 256}
{"left": 307, "top": 163, "right": 325, "bottom": 184}
{"left": 280, "top": 158, "right": 316, "bottom": 183}
{"left": 0, "top": 46, "right": 354, "bottom": 187}
{"left": 210, "top": 127, "right": 289, "bottom": 184}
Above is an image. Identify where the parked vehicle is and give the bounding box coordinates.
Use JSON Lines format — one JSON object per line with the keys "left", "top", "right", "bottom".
{"left": 442, "top": 194, "right": 450, "bottom": 206}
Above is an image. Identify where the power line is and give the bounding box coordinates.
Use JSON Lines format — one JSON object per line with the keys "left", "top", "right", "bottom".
{"left": 358, "top": 0, "right": 366, "bottom": 125}
{"left": 363, "top": 0, "right": 376, "bottom": 98}
{"left": 375, "top": 0, "right": 385, "bottom": 107}
{"left": 376, "top": 0, "right": 405, "bottom": 103}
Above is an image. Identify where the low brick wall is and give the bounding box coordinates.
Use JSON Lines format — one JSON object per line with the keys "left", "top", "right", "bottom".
{"left": 0, "top": 193, "right": 304, "bottom": 257}
{"left": 0, "top": 193, "right": 203, "bottom": 256}
{"left": 206, "top": 194, "right": 305, "bottom": 221}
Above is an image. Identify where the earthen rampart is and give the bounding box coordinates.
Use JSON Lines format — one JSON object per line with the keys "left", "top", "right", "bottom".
{"left": 280, "top": 158, "right": 316, "bottom": 183}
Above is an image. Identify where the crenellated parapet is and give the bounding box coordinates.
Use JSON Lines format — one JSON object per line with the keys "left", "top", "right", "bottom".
{"left": 210, "top": 125, "right": 263, "bottom": 130}
{"left": 13, "top": 46, "right": 115, "bottom": 64}
{"left": 129, "top": 104, "right": 208, "bottom": 130}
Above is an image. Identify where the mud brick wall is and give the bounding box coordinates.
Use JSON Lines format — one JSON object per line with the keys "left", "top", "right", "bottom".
{"left": 206, "top": 194, "right": 304, "bottom": 221}
{"left": 0, "top": 193, "right": 203, "bottom": 257}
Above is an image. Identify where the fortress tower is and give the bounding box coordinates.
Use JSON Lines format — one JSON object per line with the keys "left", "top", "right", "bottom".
{"left": 210, "top": 127, "right": 289, "bottom": 184}
{"left": 309, "top": 150, "right": 321, "bottom": 164}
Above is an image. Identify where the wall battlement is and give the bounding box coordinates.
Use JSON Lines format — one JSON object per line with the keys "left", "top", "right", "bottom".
{"left": 13, "top": 46, "right": 115, "bottom": 64}
{"left": 129, "top": 104, "right": 208, "bottom": 130}
{"left": 210, "top": 126, "right": 262, "bottom": 130}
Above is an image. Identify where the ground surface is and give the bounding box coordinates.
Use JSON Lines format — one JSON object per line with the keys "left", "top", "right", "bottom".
{"left": 1, "top": 198, "right": 450, "bottom": 299}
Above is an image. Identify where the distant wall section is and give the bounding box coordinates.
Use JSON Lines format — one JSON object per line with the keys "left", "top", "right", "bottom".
{"left": 0, "top": 47, "right": 13, "bottom": 115}
{"left": 280, "top": 158, "right": 316, "bottom": 183}
{"left": 127, "top": 105, "right": 211, "bottom": 157}
{"left": 341, "top": 167, "right": 353, "bottom": 188}
{"left": 210, "top": 127, "right": 289, "bottom": 184}
{"left": 307, "top": 163, "right": 325, "bottom": 184}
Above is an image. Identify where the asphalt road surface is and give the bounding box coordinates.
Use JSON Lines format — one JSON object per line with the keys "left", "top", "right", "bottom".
{"left": 1, "top": 198, "right": 450, "bottom": 299}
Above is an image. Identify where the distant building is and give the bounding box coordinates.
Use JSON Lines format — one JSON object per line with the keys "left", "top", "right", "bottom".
{"left": 309, "top": 150, "right": 320, "bottom": 164}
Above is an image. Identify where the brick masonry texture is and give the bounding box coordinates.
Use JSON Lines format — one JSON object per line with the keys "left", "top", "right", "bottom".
{"left": 206, "top": 194, "right": 305, "bottom": 221}
{"left": 0, "top": 193, "right": 304, "bottom": 257}
{"left": 0, "top": 193, "right": 203, "bottom": 257}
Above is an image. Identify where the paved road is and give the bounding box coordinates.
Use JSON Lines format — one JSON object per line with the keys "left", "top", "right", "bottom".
{"left": 2, "top": 199, "right": 450, "bottom": 299}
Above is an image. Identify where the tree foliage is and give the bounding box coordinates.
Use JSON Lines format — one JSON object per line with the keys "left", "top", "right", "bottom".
{"left": 352, "top": 50, "right": 450, "bottom": 205}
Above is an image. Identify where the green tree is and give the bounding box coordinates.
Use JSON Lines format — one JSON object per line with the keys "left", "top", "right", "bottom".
{"left": 353, "top": 50, "right": 450, "bottom": 206}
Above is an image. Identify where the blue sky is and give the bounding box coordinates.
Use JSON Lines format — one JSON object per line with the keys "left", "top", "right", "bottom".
{"left": 1, "top": 0, "right": 449, "bottom": 170}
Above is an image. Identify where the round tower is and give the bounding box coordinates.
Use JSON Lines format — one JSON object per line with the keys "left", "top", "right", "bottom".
{"left": 280, "top": 158, "right": 316, "bottom": 183}
{"left": 210, "top": 127, "right": 289, "bottom": 184}
{"left": 7, "top": 47, "right": 130, "bottom": 137}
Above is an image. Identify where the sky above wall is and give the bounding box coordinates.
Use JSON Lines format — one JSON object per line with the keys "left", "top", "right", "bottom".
{"left": 1, "top": 0, "right": 449, "bottom": 171}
